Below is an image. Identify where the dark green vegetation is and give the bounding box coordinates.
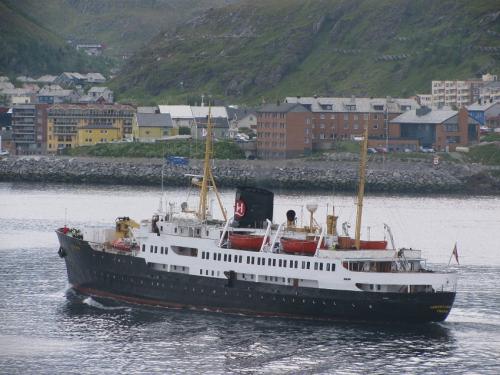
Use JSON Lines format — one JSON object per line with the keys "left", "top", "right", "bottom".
{"left": 0, "top": 0, "right": 111, "bottom": 76}
{"left": 63, "top": 141, "right": 245, "bottom": 159}
{"left": 8, "top": 0, "right": 238, "bottom": 61}
{"left": 114, "top": 0, "right": 500, "bottom": 104}
{"left": 468, "top": 142, "right": 500, "bottom": 165}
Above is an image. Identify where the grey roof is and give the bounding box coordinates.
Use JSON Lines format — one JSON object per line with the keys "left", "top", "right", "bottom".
{"left": 194, "top": 117, "right": 229, "bottom": 128}
{"left": 467, "top": 102, "right": 500, "bottom": 111}
{"left": 137, "top": 106, "right": 158, "bottom": 114}
{"left": 391, "top": 109, "right": 458, "bottom": 124}
{"left": 227, "top": 107, "right": 257, "bottom": 120}
{"left": 88, "top": 86, "right": 110, "bottom": 94}
{"left": 257, "top": 103, "right": 310, "bottom": 113}
{"left": 285, "top": 96, "right": 419, "bottom": 113}
{"left": 136, "top": 113, "right": 173, "bottom": 128}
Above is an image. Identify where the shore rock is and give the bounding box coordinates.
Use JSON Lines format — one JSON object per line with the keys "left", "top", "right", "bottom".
{"left": 0, "top": 156, "right": 499, "bottom": 194}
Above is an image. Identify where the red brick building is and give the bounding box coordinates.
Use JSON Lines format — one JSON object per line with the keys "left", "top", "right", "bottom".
{"left": 285, "top": 96, "right": 419, "bottom": 150}
{"left": 256, "top": 103, "right": 312, "bottom": 159}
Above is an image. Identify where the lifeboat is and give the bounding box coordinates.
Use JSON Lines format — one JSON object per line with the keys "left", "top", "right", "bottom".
{"left": 337, "top": 236, "right": 387, "bottom": 250}
{"left": 228, "top": 233, "right": 266, "bottom": 251}
{"left": 281, "top": 237, "right": 325, "bottom": 255}
{"left": 111, "top": 238, "right": 132, "bottom": 252}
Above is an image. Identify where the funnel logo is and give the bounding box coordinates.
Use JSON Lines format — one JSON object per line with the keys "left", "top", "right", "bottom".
{"left": 234, "top": 199, "right": 246, "bottom": 219}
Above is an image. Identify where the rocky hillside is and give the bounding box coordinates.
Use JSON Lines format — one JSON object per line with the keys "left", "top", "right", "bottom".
{"left": 114, "top": 0, "right": 500, "bottom": 103}
{"left": 9, "top": 0, "right": 239, "bottom": 60}
{"left": 0, "top": 0, "right": 107, "bottom": 76}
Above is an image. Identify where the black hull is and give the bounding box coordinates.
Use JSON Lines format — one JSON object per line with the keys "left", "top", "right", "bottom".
{"left": 57, "top": 232, "right": 455, "bottom": 323}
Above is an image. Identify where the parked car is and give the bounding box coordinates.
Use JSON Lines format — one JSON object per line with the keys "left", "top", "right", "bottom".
{"left": 419, "top": 146, "right": 435, "bottom": 153}
{"left": 367, "top": 148, "right": 377, "bottom": 154}
{"left": 375, "top": 147, "right": 388, "bottom": 153}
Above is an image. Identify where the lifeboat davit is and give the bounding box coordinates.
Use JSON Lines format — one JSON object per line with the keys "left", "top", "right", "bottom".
{"left": 229, "top": 233, "right": 266, "bottom": 251}
{"left": 281, "top": 237, "right": 326, "bottom": 255}
{"left": 337, "top": 236, "right": 387, "bottom": 250}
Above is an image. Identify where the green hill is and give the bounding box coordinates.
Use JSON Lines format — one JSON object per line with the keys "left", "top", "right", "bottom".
{"left": 0, "top": 0, "right": 109, "bottom": 76}
{"left": 8, "top": 0, "right": 239, "bottom": 60}
{"left": 113, "top": 0, "right": 500, "bottom": 103}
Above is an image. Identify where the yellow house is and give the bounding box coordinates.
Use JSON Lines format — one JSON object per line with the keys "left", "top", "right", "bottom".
{"left": 132, "top": 112, "right": 173, "bottom": 141}
{"left": 46, "top": 103, "right": 135, "bottom": 152}
{"left": 77, "top": 124, "right": 121, "bottom": 146}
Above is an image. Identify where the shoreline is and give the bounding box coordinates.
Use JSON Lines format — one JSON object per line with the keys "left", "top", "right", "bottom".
{"left": 1, "top": 156, "right": 499, "bottom": 195}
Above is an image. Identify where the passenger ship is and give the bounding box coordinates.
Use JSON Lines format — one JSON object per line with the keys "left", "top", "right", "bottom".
{"left": 56, "top": 111, "right": 457, "bottom": 323}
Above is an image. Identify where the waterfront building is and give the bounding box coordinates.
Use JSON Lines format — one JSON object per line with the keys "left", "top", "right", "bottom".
{"left": 479, "top": 81, "right": 500, "bottom": 104}
{"left": 11, "top": 104, "right": 48, "bottom": 154}
{"left": 256, "top": 102, "right": 312, "bottom": 159}
{"left": 47, "top": 104, "right": 134, "bottom": 152}
{"left": 132, "top": 112, "right": 173, "bottom": 142}
{"left": 389, "top": 107, "right": 480, "bottom": 151}
{"left": 285, "top": 96, "right": 418, "bottom": 151}
{"left": 467, "top": 102, "right": 500, "bottom": 129}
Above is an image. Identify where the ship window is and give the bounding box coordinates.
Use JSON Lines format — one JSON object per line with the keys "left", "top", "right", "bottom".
{"left": 239, "top": 256, "right": 243, "bottom": 263}
{"left": 251, "top": 275, "right": 254, "bottom": 279}
{"left": 283, "top": 260, "right": 287, "bottom": 267}
{"left": 251, "top": 257, "right": 255, "bottom": 264}
{"left": 314, "top": 262, "right": 318, "bottom": 270}
{"left": 302, "top": 261, "right": 305, "bottom": 269}
{"left": 160, "top": 247, "right": 164, "bottom": 254}
{"left": 268, "top": 258, "right": 272, "bottom": 266}
{"left": 273, "top": 259, "right": 276, "bottom": 267}
{"left": 279, "top": 259, "right": 282, "bottom": 267}
{"left": 331, "top": 263, "right": 335, "bottom": 271}
{"left": 295, "top": 261, "right": 298, "bottom": 268}
{"left": 228, "top": 255, "right": 232, "bottom": 262}
{"left": 201, "top": 252, "right": 205, "bottom": 259}
{"left": 165, "top": 247, "right": 168, "bottom": 254}
{"left": 150, "top": 245, "right": 153, "bottom": 253}
{"left": 247, "top": 256, "right": 250, "bottom": 264}
{"left": 213, "top": 253, "right": 217, "bottom": 260}
{"left": 306, "top": 262, "right": 310, "bottom": 269}
{"left": 206, "top": 230, "right": 209, "bottom": 236}
{"left": 257, "top": 258, "right": 261, "bottom": 265}
{"left": 142, "top": 244, "right": 145, "bottom": 252}
{"left": 174, "top": 228, "right": 177, "bottom": 233}
{"left": 200, "top": 269, "right": 203, "bottom": 275}
{"left": 370, "top": 284, "right": 373, "bottom": 290}
{"left": 224, "top": 254, "right": 227, "bottom": 262}
{"left": 326, "top": 263, "right": 330, "bottom": 271}
{"left": 217, "top": 253, "right": 221, "bottom": 261}
{"left": 319, "top": 263, "right": 323, "bottom": 271}
{"left": 211, "top": 270, "right": 214, "bottom": 276}
{"left": 206, "top": 270, "right": 209, "bottom": 275}
{"left": 377, "top": 285, "right": 381, "bottom": 290}
{"left": 161, "top": 226, "right": 163, "bottom": 231}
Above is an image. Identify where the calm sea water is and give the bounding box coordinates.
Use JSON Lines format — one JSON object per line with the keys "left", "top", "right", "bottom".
{"left": 0, "top": 182, "right": 499, "bottom": 374}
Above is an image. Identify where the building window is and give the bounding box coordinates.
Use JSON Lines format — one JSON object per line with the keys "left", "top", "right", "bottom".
{"left": 445, "top": 124, "right": 459, "bottom": 132}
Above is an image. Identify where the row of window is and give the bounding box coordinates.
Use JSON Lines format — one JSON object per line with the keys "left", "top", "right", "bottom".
{"left": 142, "top": 244, "right": 169, "bottom": 255}
{"left": 200, "top": 251, "right": 335, "bottom": 272}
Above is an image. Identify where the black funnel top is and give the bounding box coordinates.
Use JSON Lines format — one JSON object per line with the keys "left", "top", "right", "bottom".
{"left": 233, "top": 187, "right": 273, "bottom": 229}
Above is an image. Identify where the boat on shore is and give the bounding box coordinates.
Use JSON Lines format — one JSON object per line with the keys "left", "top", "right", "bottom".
{"left": 56, "top": 112, "right": 457, "bottom": 323}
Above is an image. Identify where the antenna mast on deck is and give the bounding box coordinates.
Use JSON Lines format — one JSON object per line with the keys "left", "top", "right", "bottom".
{"left": 354, "top": 123, "right": 369, "bottom": 250}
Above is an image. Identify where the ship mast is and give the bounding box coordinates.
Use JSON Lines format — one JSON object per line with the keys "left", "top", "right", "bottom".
{"left": 197, "top": 106, "right": 227, "bottom": 221}
{"left": 354, "top": 123, "right": 369, "bottom": 250}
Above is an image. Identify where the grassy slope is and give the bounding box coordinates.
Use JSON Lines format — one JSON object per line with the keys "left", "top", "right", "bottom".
{"left": 0, "top": 0, "right": 109, "bottom": 76}
{"left": 11, "top": 0, "right": 240, "bottom": 59}
{"left": 113, "top": 0, "right": 500, "bottom": 104}
{"left": 64, "top": 141, "right": 245, "bottom": 159}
